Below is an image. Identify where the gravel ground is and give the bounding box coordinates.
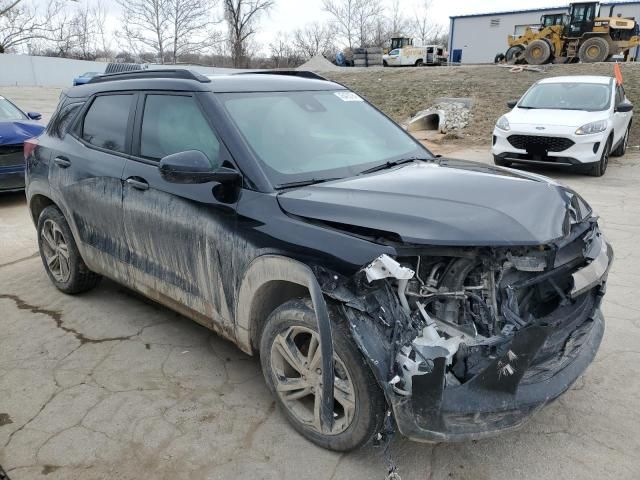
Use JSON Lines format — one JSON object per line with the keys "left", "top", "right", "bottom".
{"left": 324, "top": 63, "right": 640, "bottom": 147}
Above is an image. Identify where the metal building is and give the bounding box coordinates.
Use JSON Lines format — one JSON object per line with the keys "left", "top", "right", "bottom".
{"left": 448, "top": 2, "right": 640, "bottom": 64}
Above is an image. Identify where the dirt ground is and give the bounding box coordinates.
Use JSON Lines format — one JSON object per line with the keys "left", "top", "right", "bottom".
{"left": 325, "top": 63, "right": 640, "bottom": 147}
{"left": 1, "top": 82, "right": 640, "bottom": 479}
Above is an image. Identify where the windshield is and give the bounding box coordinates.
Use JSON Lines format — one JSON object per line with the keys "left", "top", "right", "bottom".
{"left": 0, "top": 97, "right": 27, "bottom": 121}
{"left": 519, "top": 82, "right": 612, "bottom": 111}
{"left": 219, "top": 90, "right": 429, "bottom": 187}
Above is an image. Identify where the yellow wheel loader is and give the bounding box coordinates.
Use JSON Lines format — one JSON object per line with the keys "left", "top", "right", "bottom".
{"left": 497, "top": 2, "right": 640, "bottom": 65}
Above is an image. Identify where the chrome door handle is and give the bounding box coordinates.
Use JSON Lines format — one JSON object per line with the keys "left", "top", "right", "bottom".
{"left": 126, "top": 177, "right": 149, "bottom": 191}
{"left": 54, "top": 156, "right": 71, "bottom": 168}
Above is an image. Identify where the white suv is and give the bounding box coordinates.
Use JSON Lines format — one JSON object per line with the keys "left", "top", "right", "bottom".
{"left": 492, "top": 75, "right": 633, "bottom": 176}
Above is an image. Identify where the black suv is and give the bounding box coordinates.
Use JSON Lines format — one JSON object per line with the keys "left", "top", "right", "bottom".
{"left": 26, "top": 70, "right": 612, "bottom": 451}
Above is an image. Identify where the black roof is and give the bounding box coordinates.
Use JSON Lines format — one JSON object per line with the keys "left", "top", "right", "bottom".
{"left": 66, "top": 70, "right": 345, "bottom": 98}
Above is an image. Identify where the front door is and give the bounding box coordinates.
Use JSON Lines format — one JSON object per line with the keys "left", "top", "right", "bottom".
{"left": 47, "top": 93, "right": 134, "bottom": 278}
{"left": 121, "top": 92, "right": 239, "bottom": 334}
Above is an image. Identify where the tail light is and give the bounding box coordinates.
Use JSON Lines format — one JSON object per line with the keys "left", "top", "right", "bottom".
{"left": 24, "top": 138, "right": 38, "bottom": 160}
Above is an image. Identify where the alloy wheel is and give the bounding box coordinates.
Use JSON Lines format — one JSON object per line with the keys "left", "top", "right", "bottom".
{"left": 41, "top": 218, "right": 71, "bottom": 283}
{"left": 270, "top": 326, "right": 356, "bottom": 435}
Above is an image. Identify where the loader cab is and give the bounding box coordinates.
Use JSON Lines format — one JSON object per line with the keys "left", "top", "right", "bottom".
{"left": 568, "top": 2, "right": 600, "bottom": 36}
{"left": 541, "top": 13, "right": 566, "bottom": 27}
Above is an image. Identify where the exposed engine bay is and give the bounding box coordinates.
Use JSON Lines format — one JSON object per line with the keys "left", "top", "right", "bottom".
{"left": 316, "top": 216, "right": 611, "bottom": 441}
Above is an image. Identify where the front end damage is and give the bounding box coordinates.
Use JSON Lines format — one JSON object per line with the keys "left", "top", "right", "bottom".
{"left": 316, "top": 217, "right": 612, "bottom": 442}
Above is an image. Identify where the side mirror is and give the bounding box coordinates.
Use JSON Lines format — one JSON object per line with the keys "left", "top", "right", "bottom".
{"left": 159, "top": 150, "right": 241, "bottom": 184}
{"left": 27, "top": 112, "right": 42, "bottom": 120}
{"left": 615, "top": 101, "right": 634, "bottom": 113}
{"left": 507, "top": 99, "right": 519, "bottom": 109}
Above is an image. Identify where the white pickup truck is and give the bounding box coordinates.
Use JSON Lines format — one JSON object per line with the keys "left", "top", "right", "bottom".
{"left": 383, "top": 45, "right": 447, "bottom": 67}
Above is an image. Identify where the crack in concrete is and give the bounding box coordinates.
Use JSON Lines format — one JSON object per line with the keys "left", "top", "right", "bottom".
{"left": 0, "top": 294, "right": 133, "bottom": 345}
{"left": 243, "top": 401, "right": 276, "bottom": 450}
{"left": 0, "top": 252, "right": 39, "bottom": 269}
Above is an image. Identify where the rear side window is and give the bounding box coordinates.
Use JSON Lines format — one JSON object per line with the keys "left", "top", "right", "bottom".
{"left": 82, "top": 94, "right": 133, "bottom": 153}
{"left": 139, "top": 94, "right": 221, "bottom": 167}
{"left": 48, "top": 102, "right": 84, "bottom": 139}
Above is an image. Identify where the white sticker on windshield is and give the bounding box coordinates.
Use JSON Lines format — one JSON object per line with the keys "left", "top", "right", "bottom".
{"left": 334, "top": 91, "right": 363, "bottom": 102}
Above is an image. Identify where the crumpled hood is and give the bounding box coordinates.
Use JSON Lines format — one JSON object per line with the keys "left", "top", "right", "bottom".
{"left": 507, "top": 107, "right": 608, "bottom": 127}
{"left": 277, "top": 159, "right": 587, "bottom": 246}
{"left": 0, "top": 121, "right": 44, "bottom": 145}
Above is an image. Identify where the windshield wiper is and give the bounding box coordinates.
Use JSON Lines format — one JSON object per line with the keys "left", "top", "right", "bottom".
{"left": 358, "top": 156, "right": 431, "bottom": 175}
{"left": 275, "top": 177, "right": 341, "bottom": 189}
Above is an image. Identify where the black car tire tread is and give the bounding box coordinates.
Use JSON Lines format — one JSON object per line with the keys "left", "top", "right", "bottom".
{"left": 259, "top": 298, "right": 386, "bottom": 452}
{"left": 578, "top": 37, "right": 610, "bottom": 63}
{"left": 37, "top": 206, "right": 101, "bottom": 294}
{"left": 588, "top": 137, "right": 611, "bottom": 177}
{"left": 611, "top": 125, "right": 630, "bottom": 157}
{"left": 493, "top": 155, "right": 512, "bottom": 167}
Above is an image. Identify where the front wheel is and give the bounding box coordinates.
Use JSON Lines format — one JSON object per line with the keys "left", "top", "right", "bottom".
{"left": 415, "top": 59, "right": 424, "bottom": 67}
{"left": 587, "top": 137, "right": 611, "bottom": 177}
{"left": 611, "top": 125, "right": 631, "bottom": 157}
{"left": 259, "top": 299, "right": 385, "bottom": 451}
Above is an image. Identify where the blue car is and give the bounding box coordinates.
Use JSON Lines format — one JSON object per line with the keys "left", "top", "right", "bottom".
{"left": 0, "top": 95, "right": 44, "bottom": 192}
{"left": 73, "top": 71, "right": 101, "bottom": 86}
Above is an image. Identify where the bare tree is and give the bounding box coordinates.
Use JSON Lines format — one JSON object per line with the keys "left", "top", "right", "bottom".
{"left": 293, "top": 21, "right": 335, "bottom": 59}
{"left": 322, "top": 0, "right": 356, "bottom": 49}
{"left": 71, "top": 5, "right": 98, "bottom": 59}
{"left": 167, "top": 0, "right": 220, "bottom": 63}
{"left": 269, "top": 31, "right": 302, "bottom": 68}
{"left": 224, "top": 0, "right": 274, "bottom": 68}
{"left": 117, "top": 0, "right": 170, "bottom": 63}
{"left": 92, "top": 0, "right": 113, "bottom": 59}
{"left": 0, "top": 1, "right": 55, "bottom": 53}
{"left": 388, "top": 0, "right": 409, "bottom": 36}
{"left": 323, "top": 0, "right": 383, "bottom": 49}
{"left": 411, "top": 0, "right": 444, "bottom": 45}
{"left": 0, "top": 0, "right": 22, "bottom": 18}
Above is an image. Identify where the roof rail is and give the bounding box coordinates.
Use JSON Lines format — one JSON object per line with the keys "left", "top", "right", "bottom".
{"left": 88, "top": 69, "right": 211, "bottom": 84}
{"left": 233, "top": 70, "right": 328, "bottom": 81}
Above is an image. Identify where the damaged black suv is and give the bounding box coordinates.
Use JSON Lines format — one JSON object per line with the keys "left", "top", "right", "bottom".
{"left": 26, "top": 69, "right": 612, "bottom": 451}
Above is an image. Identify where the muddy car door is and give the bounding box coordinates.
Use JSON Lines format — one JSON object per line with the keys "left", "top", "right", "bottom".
{"left": 47, "top": 93, "right": 134, "bottom": 279}
{"left": 121, "top": 92, "right": 239, "bottom": 335}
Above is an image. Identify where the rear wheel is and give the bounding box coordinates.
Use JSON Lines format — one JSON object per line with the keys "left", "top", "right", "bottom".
{"left": 578, "top": 37, "right": 610, "bottom": 63}
{"left": 588, "top": 137, "right": 611, "bottom": 177}
{"left": 494, "top": 155, "right": 512, "bottom": 167}
{"left": 612, "top": 124, "right": 631, "bottom": 157}
{"left": 259, "top": 299, "right": 385, "bottom": 451}
{"left": 524, "top": 40, "right": 552, "bottom": 65}
{"left": 37, "top": 206, "right": 101, "bottom": 294}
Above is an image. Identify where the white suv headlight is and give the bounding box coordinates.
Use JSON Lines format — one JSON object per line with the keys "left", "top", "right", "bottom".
{"left": 575, "top": 120, "right": 607, "bottom": 135}
{"left": 496, "top": 116, "right": 510, "bottom": 131}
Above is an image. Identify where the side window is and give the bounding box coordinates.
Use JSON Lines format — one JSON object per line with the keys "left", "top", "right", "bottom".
{"left": 82, "top": 94, "right": 133, "bottom": 153}
{"left": 47, "top": 102, "right": 84, "bottom": 139}
{"left": 139, "top": 94, "right": 221, "bottom": 168}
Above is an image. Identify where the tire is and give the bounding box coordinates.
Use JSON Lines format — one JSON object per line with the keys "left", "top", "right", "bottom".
{"left": 578, "top": 37, "right": 610, "bottom": 63}
{"left": 383, "top": 60, "right": 388, "bottom": 67}
{"left": 611, "top": 124, "right": 631, "bottom": 157}
{"left": 493, "top": 155, "right": 512, "bottom": 167}
{"left": 494, "top": 53, "right": 506, "bottom": 63}
{"left": 37, "top": 206, "right": 101, "bottom": 294}
{"left": 259, "top": 298, "right": 385, "bottom": 452}
{"left": 587, "top": 137, "right": 611, "bottom": 177}
{"left": 524, "top": 39, "right": 552, "bottom": 65}
{"left": 505, "top": 45, "right": 525, "bottom": 64}
{"left": 415, "top": 59, "right": 424, "bottom": 67}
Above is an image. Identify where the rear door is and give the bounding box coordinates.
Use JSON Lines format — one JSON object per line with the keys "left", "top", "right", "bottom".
{"left": 48, "top": 92, "right": 135, "bottom": 279}
{"left": 121, "top": 91, "right": 238, "bottom": 332}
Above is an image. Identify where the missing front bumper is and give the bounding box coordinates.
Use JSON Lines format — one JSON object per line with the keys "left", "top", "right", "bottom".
{"left": 390, "top": 306, "right": 605, "bottom": 443}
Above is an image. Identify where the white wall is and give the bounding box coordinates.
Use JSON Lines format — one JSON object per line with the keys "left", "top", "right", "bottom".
{"left": 449, "top": 2, "right": 640, "bottom": 64}
{"left": 0, "top": 54, "right": 243, "bottom": 87}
